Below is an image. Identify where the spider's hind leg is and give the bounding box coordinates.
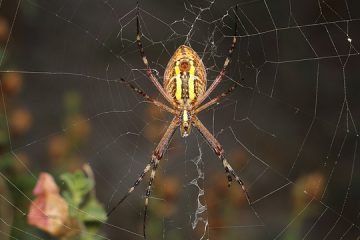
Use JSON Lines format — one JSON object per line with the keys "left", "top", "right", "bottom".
{"left": 195, "top": 4, "right": 239, "bottom": 107}
{"left": 135, "top": 1, "right": 175, "bottom": 105}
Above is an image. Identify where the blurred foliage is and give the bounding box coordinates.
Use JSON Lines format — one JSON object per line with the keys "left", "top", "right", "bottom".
{"left": 0, "top": 9, "right": 103, "bottom": 237}
{"left": 0, "top": 20, "right": 35, "bottom": 237}
{"left": 0, "top": 80, "right": 105, "bottom": 239}
{"left": 27, "top": 169, "right": 107, "bottom": 240}
{"left": 60, "top": 168, "right": 107, "bottom": 240}
{"left": 61, "top": 169, "right": 107, "bottom": 222}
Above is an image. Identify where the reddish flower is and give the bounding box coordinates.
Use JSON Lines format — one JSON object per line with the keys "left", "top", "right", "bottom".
{"left": 28, "top": 173, "right": 69, "bottom": 236}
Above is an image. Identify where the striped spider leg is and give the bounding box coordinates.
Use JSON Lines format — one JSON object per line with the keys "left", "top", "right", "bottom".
{"left": 135, "top": 2, "right": 175, "bottom": 105}
{"left": 118, "top": 78, "right": 177, "bottom": 115}
{"left": 194, "top": 4, "right": 239, "bottom": 108}
{"left": 192, "top": 116, "right": 251, "bottom": 203}
{"left": 107, "top": 117, "right": 179, "bottom": 239}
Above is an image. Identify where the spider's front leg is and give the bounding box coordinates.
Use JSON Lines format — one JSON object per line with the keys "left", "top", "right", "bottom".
{"left": 142, "top": 117, "right": 178, "bottom": 238}
{"left": 192, "top": 116, "right": 251, "bottom": 204}
{"left": 107, "top": 117, "right": 179, "bottom": 239}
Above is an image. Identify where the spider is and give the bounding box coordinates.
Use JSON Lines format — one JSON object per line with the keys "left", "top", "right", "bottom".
{"left": 107, "top": 4, "right": 250, "bottom": 239}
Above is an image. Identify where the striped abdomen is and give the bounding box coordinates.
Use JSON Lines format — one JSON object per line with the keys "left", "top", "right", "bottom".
{"left": 163, "top": 45, "right": 206, "bottom": 106}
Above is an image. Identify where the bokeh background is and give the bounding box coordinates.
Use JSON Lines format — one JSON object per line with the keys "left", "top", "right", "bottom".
{"left": 0, "top": 0, "right": 359, "bottom": 239}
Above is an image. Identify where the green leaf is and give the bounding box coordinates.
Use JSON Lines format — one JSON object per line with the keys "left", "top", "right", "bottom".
{"left": 59, "top": 169, "right": 106, "bottom": 239}
{"left": 80, "top": 197, "right": 107, "bottom": 222}
{"left": 60, "top": 171, "right": 94, "bottom": 207}
{"left": 62, "top": 190, "right": 78, "bottom": 217}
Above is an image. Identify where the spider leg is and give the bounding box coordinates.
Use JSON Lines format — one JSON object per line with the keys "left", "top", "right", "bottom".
{"left": 107, "top": 159, "right": 153, "bottom": 217}
{"left": 143, "top": 157, "right": 158, "bottom": 239}
{"left": 194, "top": 79, "right": 242, "bottom": 114}
{"left": 192, "top": 116, "right": 251, "bottom": 204}
{"left": 107, "top": 116, "right": 178, "bottom": 239}
{"left": 142, "top": 117, "right": 178, "bottom": 239}
{"left": 195, "top": 5, "right": 238, "bottom": 107}
{"left": 120, "top": 78, "right": 177, "bottom": 114}
{"left": 136, "top": 3, "right": 175, "bottom": 105}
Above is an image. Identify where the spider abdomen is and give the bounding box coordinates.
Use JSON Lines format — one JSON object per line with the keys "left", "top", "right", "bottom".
{"left": 164, "top": 45, "right": 207, "bottom": 106}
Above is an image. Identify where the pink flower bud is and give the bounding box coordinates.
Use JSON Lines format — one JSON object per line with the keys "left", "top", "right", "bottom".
{"left": 32, "top": 173, "right": 59, "bottom": 196}
{"left": 28, "top": 173, "right": 69, "bottom": 236}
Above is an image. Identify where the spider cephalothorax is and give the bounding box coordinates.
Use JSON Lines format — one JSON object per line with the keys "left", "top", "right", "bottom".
{"left": 107, "top": 3, "right": 249, "bottom": 239}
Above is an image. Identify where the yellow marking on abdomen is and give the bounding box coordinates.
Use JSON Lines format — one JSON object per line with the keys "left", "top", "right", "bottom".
{"left": 188, "top": 61, "right": 196, "bottom": 100}
{"left": 175, "top": 64, "right": 182, "bottom": 101}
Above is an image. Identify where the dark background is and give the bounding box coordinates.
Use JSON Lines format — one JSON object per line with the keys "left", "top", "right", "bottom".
{"left": 0, "top": 0, "right": 359, "bottom": 239}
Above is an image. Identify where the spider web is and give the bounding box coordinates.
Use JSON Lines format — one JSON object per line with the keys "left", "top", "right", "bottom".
{"left": 0, "top": 0, "right": 359, "bottom": 239}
